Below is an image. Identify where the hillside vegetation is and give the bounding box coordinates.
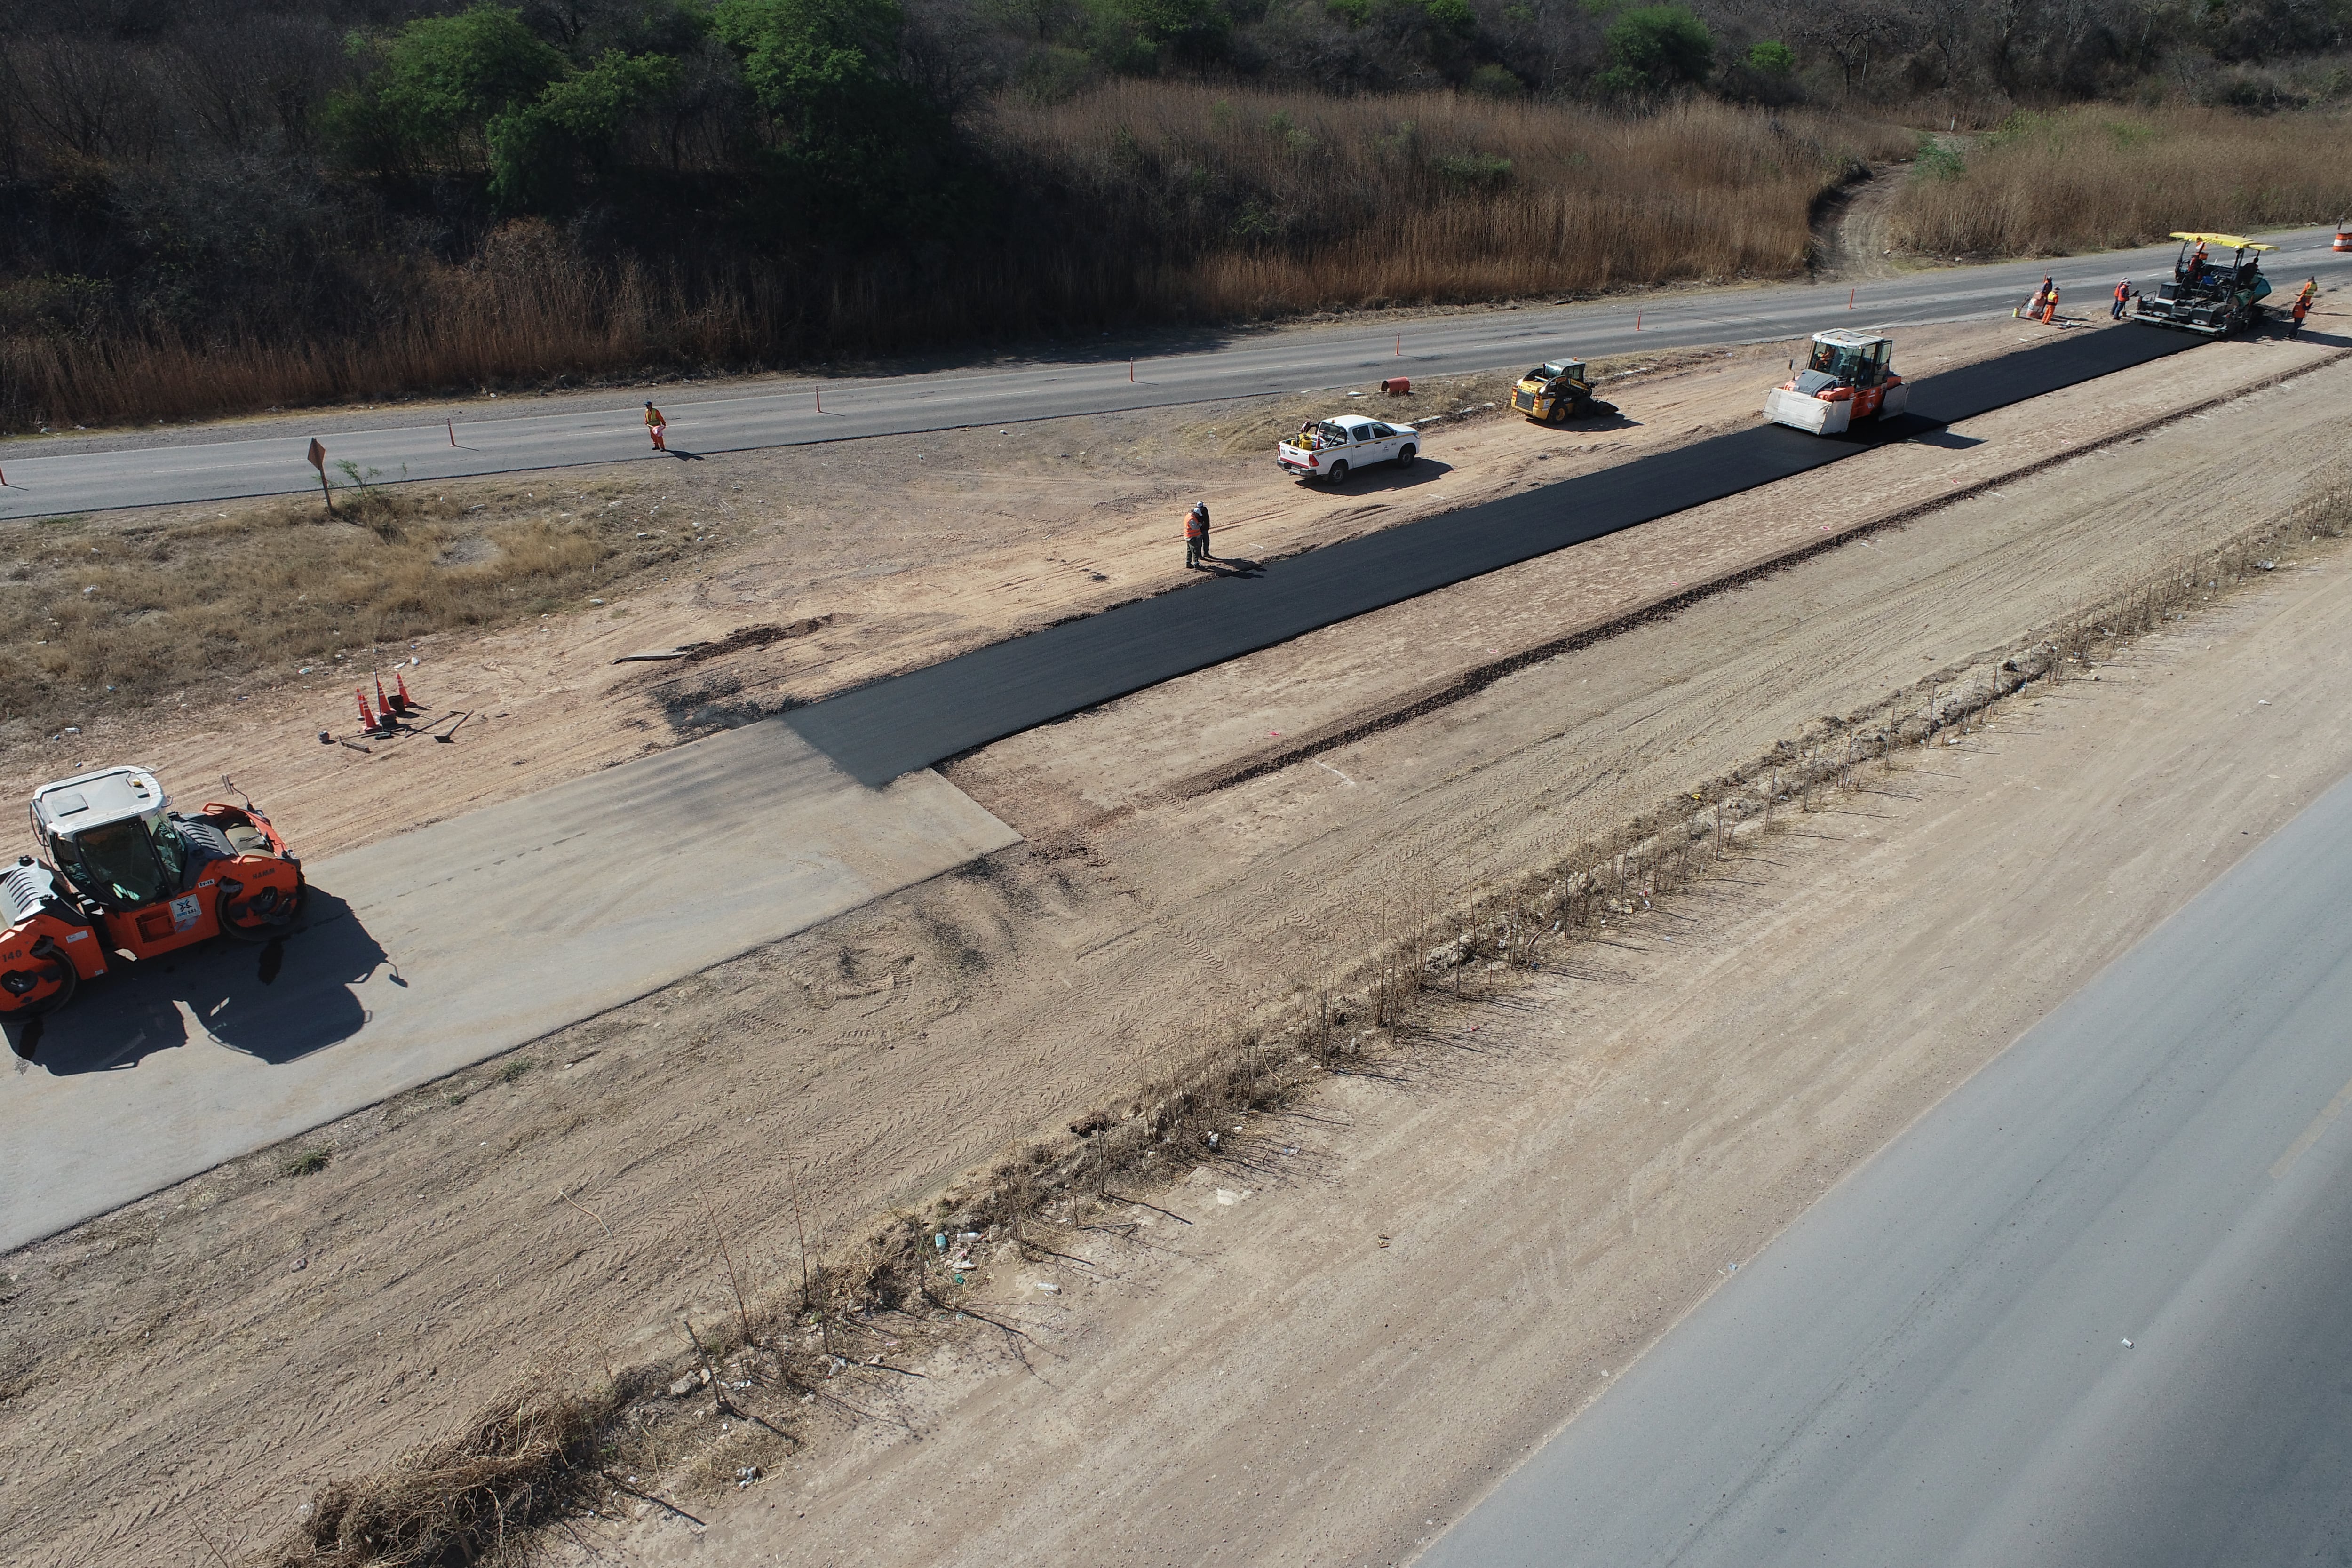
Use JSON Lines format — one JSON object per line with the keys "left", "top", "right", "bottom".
{"left": 1, "top": 0, "right": 2347, "bottom": 429}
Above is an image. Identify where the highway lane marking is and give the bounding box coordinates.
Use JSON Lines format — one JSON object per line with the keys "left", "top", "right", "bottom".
{"left": 2271, "top": 1069, "right": 2352, "bottom": 1180}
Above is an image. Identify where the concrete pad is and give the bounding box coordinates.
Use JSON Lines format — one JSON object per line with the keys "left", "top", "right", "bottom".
{"left": 0, "top": 721, "right": 1019, "bottom": 1250}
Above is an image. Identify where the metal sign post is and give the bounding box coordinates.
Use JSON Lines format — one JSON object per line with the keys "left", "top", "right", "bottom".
{"left": 307, "top": 438, "right": 332, "bottom": 513}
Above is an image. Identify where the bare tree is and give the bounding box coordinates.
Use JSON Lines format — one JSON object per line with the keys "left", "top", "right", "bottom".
{"left": 22, "top": 34, "right": 145, "bottom": 159}
{"left": 1789, "top": 0, "right": 1918, "bottom": 93}
{"left": 0, "top": 40, "right": 24, "bottom": 181}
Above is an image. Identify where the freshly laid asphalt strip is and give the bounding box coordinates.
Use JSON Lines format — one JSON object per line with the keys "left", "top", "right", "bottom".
{"left": 787, "top": 325, "right": 2201, "bottom": 786}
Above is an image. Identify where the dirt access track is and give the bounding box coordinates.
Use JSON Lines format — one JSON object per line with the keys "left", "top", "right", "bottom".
{"left": 3, "top": 311, "right": 2350, "bottom": 1563}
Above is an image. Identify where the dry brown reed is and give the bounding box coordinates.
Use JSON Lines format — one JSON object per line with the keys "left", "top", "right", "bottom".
{"left": 2, "top": 223, "right": 769, "bottom": 432}
{"left": 988, "top": 84, "right": 1914, "bottom": 315}
{"left": 1890, "top": 106, "right": 2352, "bottom": 258}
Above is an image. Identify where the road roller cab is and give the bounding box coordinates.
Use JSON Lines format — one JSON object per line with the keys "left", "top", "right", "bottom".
{"left": 0, "top": 768, "right": 304, "bottom": 1018}
{"left": 1764, "top": 329, "right": 1909, "bottom": 436}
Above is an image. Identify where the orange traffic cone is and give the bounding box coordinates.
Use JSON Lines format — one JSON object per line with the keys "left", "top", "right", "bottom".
{"left": 356, "top": 689, "right": 379, "bottom": 732}
{"left": 394, "top": 670, "right": 416, "bottom": 714}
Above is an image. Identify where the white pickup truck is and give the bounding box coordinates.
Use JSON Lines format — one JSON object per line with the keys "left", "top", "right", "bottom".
{"left": 1278, "top": 414, "right": 1420, "bottom": 484}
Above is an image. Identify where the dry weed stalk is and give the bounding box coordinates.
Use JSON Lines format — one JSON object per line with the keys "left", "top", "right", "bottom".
{"left": 281, "top": 1384, "right": 621, "bottom": 1567}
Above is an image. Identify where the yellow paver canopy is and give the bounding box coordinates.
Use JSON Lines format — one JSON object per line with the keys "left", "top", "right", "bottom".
{"left": 2169, "top": 231, "right": 2275, "bottom": 251}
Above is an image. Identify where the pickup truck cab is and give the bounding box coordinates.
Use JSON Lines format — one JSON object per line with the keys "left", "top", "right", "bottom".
{"left": 1278, "top": 414, "right": 1419, "bottom": 484}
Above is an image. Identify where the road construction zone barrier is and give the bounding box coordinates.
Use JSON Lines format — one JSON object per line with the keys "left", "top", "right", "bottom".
{"left": 2336, "top": 224, "right": 2352, "bottom": 253}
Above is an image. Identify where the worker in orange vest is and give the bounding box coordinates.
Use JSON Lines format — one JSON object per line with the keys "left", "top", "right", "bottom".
{"left": 2283, "top": 277, "right": 2316, "bottom": 337}
{"left": 1184, "top": 501, "right": 1210, "bottom": 568}
{"left": 2111, "top": 279, "right": 2130, "bottom": 320}
{"left": 644, "top": 401, "right": 667, "bottom": 451}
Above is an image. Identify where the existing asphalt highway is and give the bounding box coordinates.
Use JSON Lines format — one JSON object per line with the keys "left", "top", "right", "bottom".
{"left": 1417, "top": 766, "right": 2352, "bottom": 1567}
{"left": 3, "top": 224, "right": 2346, "bottom": 520}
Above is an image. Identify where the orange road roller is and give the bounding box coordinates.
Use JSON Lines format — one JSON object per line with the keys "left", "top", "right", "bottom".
{"left": 1, "top": 767, "right": 304, "bottom": 1018}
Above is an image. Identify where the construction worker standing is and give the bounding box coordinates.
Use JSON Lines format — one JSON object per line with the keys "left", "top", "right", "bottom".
{"left": 644, "top": 401, "right": 667, "bottom": 452}
{"left": 2111, "top": 279, "right": 2130, "bottom": 320}
{"left": 1184, "top": 501, "right": 1210, "bottom": 568}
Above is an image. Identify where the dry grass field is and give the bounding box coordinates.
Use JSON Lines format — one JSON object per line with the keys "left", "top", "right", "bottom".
{"left": 1891, "top": 106, "right": 2352, "bottom": 258}
{"left": 0, "top": 484, "right": 668, "bottom": 741}
{"left": 981, "top": 87, "right": 1913, "bottom": 311}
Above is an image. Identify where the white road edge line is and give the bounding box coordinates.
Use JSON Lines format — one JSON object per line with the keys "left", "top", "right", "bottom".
{"left": 2270, "top": 1069, "right": 2352, "bottom": 1180}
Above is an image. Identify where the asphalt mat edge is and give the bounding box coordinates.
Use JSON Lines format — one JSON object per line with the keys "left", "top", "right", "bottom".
{"left": 786, "top": 326, "right": 2202, "bottom": 786}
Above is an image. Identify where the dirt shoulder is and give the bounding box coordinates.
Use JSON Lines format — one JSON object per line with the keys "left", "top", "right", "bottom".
{"left": 1, "top": 316, "right": 2048, "bottom": 865}
{"left": 4, "top": 332, "right": 2347, "bottom": 1565}
{"left": 604, "top": 499, "right": 2352, "bottom": 1567}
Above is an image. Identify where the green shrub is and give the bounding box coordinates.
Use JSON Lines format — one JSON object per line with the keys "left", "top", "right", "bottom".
{"left": 1434, "top": 151, "right": 1513, "bottom": 190}
{"left": 1423, "top": 0, "right": 1477, "bottom": 35}
{"left": 368, "top": 4, "right": 565, "bottom": 167}
{"left": 1912, "top": 136, "right": 1965, "bottom": 181}
{"left": 1599, "top": 5, "right": 1714, "bottom": 94}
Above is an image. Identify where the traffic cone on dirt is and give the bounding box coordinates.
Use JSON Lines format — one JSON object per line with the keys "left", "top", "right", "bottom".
{"left": 375, "top": 671, "right": 393, "bottom": 717}
{"left": 393, "top": 670, "right": 417, "bottom": 715}
{"left": 356, "top": 688, "right": 380, "bottom": 733}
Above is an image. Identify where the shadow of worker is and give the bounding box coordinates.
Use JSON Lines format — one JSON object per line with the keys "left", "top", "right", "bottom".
{"left": 8, "top": 888, "right": 392, "bottom": 1073}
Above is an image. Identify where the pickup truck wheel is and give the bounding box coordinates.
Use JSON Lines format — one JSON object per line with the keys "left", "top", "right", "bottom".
{"left": 1394, "top": 445, "right": 1416, "bottom": 468}
{"left": 1327, "top": 460, "right": 1350, "bottom": 484}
